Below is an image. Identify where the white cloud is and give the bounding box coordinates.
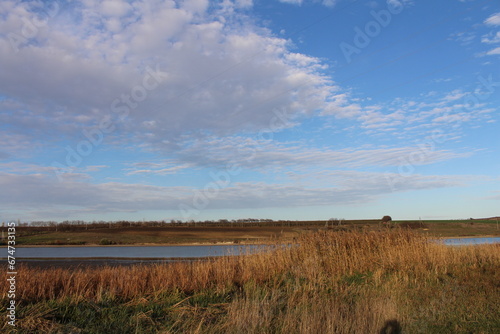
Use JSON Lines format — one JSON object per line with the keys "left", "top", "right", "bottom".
{"left": 485, "top": 46, "right": 500, "bottom": 55}
{"left": 278, "top": 0, "right": 304, "bottom": 5}
{"left": 0, "top": 169, "right": 468, "bottom": 220}
{"left": 484, "top": 12, "right": 500, "bottom": 26}
{"left": 433, "top": 77, "right": 453, "bottom": 83}
{"left": 0, "top": 0, "right": 355, "bottom": 154}
{"left": 125, "top": 163, "right": 194, "bottom": 175}
{"left": 100, "top": 0, "right": 133, "bottom": 17}
{"left": 0, "top": 161, "right": 109, "bottom": 182}
{"left": 479, "top": 13, "right": 500, "bottom": 56}
{"left": 0, "top": 0, "right": 497, "bottom": 221}
{"left": 166, "top": 136, "right": 475, "bottom": 171}
{"left": 235, "top": 0, "right": 254, "bottom": 8}
{"left": 450, "top": 31, "right": 476, "bottom": 46}
{"left": 441, "top": 90, "right": 467, "bottom": 102}
{"left": 277, "top": 0, "right": 337, "bottom": 7}
{"left": 481, "top": 31, "right": 500, "bottom": 44}
{"left": 348, "top": 86, "right": 497, "bottom": 141}
{"left": 387, "top": 0, "right": 413, "bottom": 7}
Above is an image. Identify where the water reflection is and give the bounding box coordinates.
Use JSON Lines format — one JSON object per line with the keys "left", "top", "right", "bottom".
{"left": 438, "top": 237, "right": 500, "bottom": 246}
{"left": 8, "top": 244, "right": 268, "bottom": 259}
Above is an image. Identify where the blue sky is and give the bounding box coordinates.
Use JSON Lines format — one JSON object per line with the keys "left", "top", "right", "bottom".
{"left": 0, "top": 0, "right": 499, "bottom": 222}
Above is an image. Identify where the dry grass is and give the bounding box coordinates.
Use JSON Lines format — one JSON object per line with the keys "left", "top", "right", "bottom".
{"left": 1, "top": 230, "right": 499, "bottom": 333}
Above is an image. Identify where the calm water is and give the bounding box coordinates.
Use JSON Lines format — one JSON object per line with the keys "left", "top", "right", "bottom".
{"left": 2, "top": 238, "right": 498, "bottom": 268}
{"left": 4, "top": 244, "right": 267, "bottom": 259}
{"left": 4, "top": 237, "right": 500, "bottom": 259}
{"left": 437, "top": 237, "right": 500, "bottom": 246}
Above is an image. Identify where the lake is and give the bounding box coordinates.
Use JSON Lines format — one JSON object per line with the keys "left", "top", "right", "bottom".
{"left": 437, "top": 237, "right": 500, "bottom": 246}
{"left": 2, "top": 237, "right": 498, "bottom": 268}
{"left": 5, "top": 244, "right": 267, "bottom": 259}
{"left": 7, "top": 236, "right": 500, "bottom": 259}
{"left": 1, "top": 244, "right": 269, "bottom": 268}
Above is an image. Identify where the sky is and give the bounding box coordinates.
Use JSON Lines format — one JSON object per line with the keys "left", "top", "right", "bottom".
{"left": 0, "top": 0, "right": 499, "bottom": 222}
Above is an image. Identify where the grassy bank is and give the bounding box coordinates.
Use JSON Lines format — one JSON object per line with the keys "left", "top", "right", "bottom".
{"left": 1, "top": 230, "right": 499, "bottom": 333}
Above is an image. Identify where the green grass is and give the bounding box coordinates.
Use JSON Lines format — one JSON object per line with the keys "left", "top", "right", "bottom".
{"left": 5, "top": 290, "right": 234, "bottom": 333}
{"left": 8, "top": 267, "right": 498, "bottom": 334}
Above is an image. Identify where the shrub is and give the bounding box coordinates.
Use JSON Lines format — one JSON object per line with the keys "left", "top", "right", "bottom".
{"left": 99, "top": 238, "right": 113, "bottom": 245}
{"left": 381, "top": 215, "right": 392, "bottom": 223}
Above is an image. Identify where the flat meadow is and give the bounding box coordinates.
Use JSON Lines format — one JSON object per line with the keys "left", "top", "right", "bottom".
{"left": 10, "top": 219, "right": 500, "bottom": 246}
{"left": 1, "top": 229, "right": 499, "bottom": 333}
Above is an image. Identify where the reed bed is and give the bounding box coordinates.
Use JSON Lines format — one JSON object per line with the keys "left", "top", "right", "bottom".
{"left": 2, "top": 230, "right": 499, "bottom": 333}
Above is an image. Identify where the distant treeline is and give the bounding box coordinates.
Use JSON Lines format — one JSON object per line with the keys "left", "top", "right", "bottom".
{"left": 2, "top": 218, "right": 382, "bottom": 233}
{"left": 4, "top": 218, "right": 494, "bottom": 235}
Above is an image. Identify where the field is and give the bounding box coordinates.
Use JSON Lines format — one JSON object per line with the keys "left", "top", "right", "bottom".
{"left": 10, "top": 225, "right": 300, "bottom": 246}
{"left": 7, "top": 219, "right": 500, "bottom": 246}
{"left": 1, "top": 229, "right": 499, "bottom": 333}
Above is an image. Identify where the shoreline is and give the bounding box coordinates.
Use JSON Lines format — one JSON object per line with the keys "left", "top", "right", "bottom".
{"left": 2, "top": 240, "right": 269, "bottom": 247}
{"left": 431, "top": 234, "right": 500, "bottom": 240}
{"left": 3, "top": 234, "right": 500, "bottom": 247}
